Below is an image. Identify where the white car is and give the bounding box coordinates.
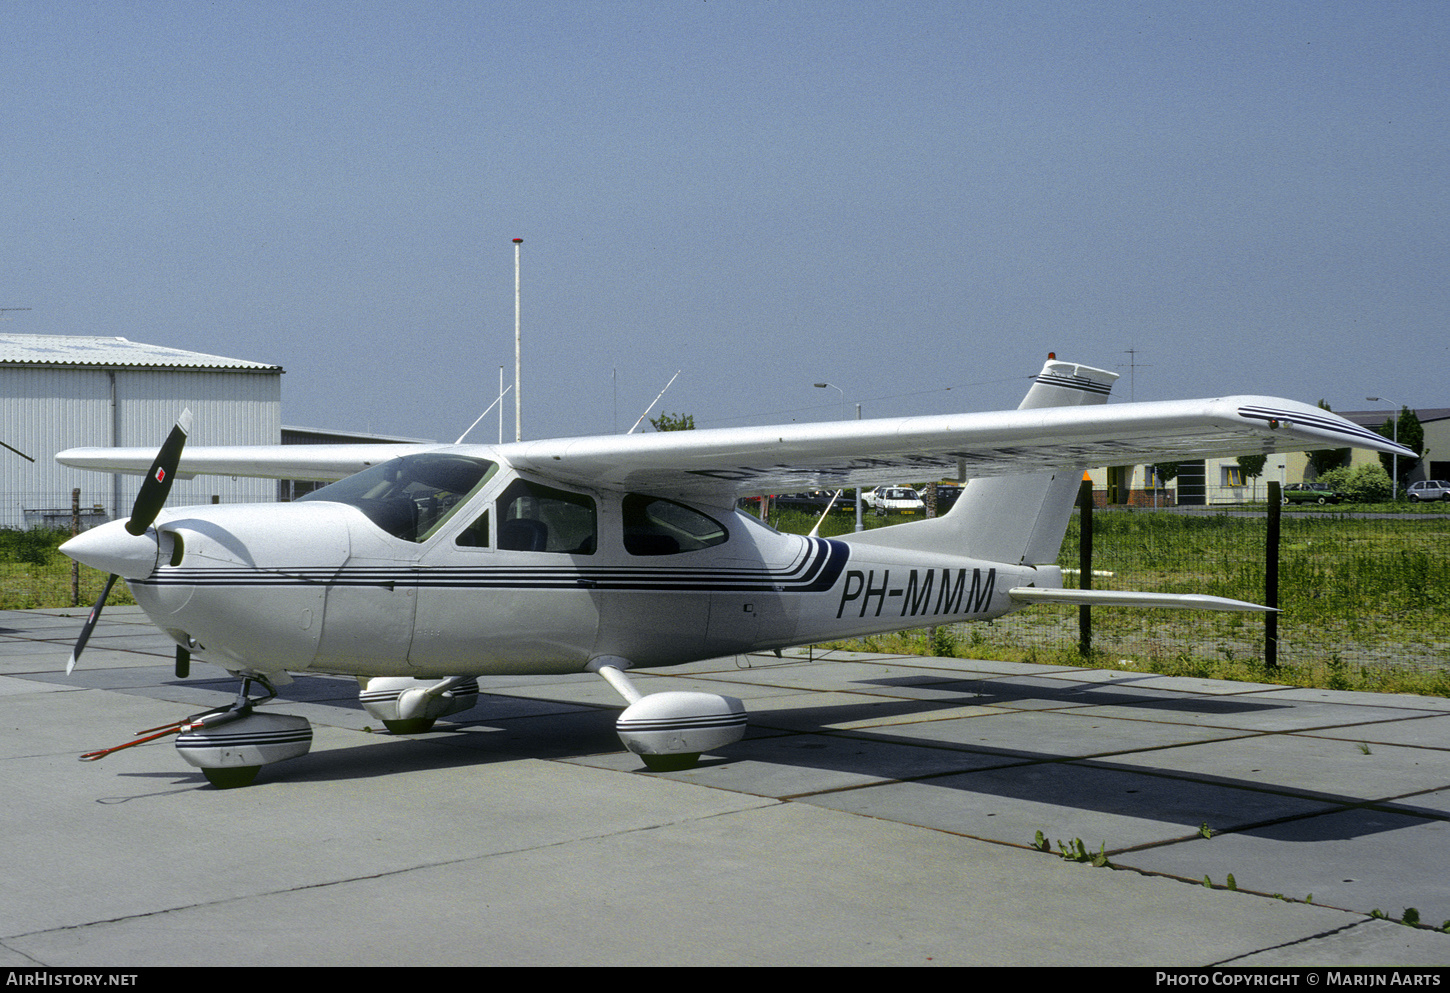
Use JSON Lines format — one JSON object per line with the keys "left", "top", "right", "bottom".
{"left": 862, "top": 486, "right": 926, "bottom": 516}
{"left": 1407, "top": 480, "right": 1450, "bottom": 502}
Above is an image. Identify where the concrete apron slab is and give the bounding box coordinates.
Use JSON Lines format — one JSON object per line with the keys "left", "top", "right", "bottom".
{"left": 0, "top": 799, "right": 1424, "bottom": 968}
{"left": 2, "top": 608, "right": 1448, "bottom": 965}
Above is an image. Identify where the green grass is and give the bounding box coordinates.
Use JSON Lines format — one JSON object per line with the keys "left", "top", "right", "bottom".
{"left": 770, "top": 507, "right": 921, "bottom": 536}
{"left": 1276, "top": 500, "right": 1450, "bottom": 514}
{"left": 0, "top": 528, "right": 134, "bottom": 610}
{"left": 816, "top": 624, "right": 1450, "bottom": 698}
{"left": 774, "top": 505, "right": 1450, "bottom": 697}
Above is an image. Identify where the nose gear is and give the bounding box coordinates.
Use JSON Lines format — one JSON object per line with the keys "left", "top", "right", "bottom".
{"left": 80, "top": 676, "right": 313, "bottom": 789}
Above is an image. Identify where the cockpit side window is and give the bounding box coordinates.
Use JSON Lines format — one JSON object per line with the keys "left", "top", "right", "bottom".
{"left": 623, "top": 494, "right": 729, "bottom": 555}
{"left": 496, "top": 479, "right": 597, "bottom": 554}
{"left": 298, "top": 454, "right": 497, "bottom": 543}
{"left": 455, "top": 509, "right": 489, "bottom": 548}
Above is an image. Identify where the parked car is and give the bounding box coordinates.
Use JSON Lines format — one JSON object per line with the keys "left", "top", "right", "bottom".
{"left": 1282, "top": 482, "right": 1343, "bottom": 505}
{"left": 773, "top": 491, "right": 844, "bottom": 513}
{"left": 1407, "top": 480, "right": 1450, "bottom": 502}
{"left": 931, "top": 483, "right": 963, "bottom": 513}
{"left": 862, "top": 486, "right": 926, "bottom": 516}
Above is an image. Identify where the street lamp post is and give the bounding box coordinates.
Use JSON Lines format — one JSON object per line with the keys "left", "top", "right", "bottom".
{"left": 513, "top": 238, "right": 523, "bottom": 442}
{"left": 813, "top": 382, "right": 845, "bottom": 421}
{"left": 1367, "top": 396, "right": 1400, "bottom": 499}
{"left": 815, "top": 383, "right": 862, "bottom": 531}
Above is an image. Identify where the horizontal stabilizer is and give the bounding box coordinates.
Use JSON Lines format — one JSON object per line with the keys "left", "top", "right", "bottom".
{"left": 1007, "top": 587, "right": 1274, "bottom": 612}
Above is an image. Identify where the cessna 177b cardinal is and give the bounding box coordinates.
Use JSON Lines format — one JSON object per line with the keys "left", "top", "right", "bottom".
{"left": 56, "top": 356, "right": 1413, "bottom": 787}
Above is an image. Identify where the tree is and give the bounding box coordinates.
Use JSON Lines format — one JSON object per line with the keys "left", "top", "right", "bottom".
{"left": 649, "top": 412, "right": 695, "bottom": 432}
{"left": 1376, "top": 407, "right": 1423, "bottom": 492}
{"left": 1305, "top": 400, "right": 1351, "bottom": 477}
{"left": 1144, "top": 462, "right": 1179, "bottom": 507}
{"left": 1236, "top": 453, "right": 1267, "bottom": 501}
{"left": 1236, "top": 453, "right": 1267, "bottom": 479}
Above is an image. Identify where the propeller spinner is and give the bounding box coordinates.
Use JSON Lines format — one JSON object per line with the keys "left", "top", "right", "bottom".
{"left": 63, "top": 410, "right": 191, "bottom": 675}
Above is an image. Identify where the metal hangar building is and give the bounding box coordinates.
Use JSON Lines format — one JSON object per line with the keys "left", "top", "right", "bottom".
{"left": 0, "top": 334, "right": 283, "bottom": 530}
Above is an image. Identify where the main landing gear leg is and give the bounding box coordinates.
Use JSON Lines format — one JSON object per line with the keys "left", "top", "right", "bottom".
{"left": 357, "top": 676, "right": 481, "bottom": 734}
{"left": 587, "top": 656, "right": 747, "bottom": 772}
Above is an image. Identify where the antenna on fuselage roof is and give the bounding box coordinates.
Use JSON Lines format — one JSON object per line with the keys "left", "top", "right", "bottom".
{"left": 626, "top": 370, "right": 682, "bottom": 434}
{"left": 456, "top": 384, "right": 513, "bottom": 445}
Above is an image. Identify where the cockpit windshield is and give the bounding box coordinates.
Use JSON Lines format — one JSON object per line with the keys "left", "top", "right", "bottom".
{"left": 298, "top": 453, "right": 497, "bottom": 542}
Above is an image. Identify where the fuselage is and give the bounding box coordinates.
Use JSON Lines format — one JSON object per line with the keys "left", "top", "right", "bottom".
{"left": 69, "top": 456, "right": 1045, "bottom": 680}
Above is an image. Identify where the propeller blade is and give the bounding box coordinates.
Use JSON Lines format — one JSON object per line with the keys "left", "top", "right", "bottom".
{"left": 67, "top": 573, "right": 119, "bottom": 675}
{"left": 69, "top": 411, "right": 191, "bottom": 675}
{"left": 175, "top": 644, "right": 190, "bottom": 679}
{"left": 126, "top": 409, "right": 192, "bottom": 536}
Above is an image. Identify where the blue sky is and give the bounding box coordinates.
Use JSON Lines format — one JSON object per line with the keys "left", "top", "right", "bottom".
{"left": 4, "top": 1, "right": 1447, "bottom": 443}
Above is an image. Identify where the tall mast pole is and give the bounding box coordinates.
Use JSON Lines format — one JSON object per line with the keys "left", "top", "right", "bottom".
{"left": 513, "top": 238, "right": 523, "bottom": 442}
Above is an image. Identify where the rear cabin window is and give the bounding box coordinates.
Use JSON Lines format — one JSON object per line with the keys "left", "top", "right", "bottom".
{"left": 623, "top": 495, "right": 728, "bottom": 556}
{"left": 496, "top": 479, "right": 597, "bottom": 554}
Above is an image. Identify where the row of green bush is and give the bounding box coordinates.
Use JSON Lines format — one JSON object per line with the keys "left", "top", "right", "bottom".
{"left": 0, "top": 527, "right": 70, "bottom": 565}
{"left": 1313, "top": 463, "right": 1395, "bottom": 503}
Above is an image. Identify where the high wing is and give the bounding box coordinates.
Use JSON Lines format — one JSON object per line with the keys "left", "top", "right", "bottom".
{"left": 498, "top": 393, "right": 1410, "bottom": 500}
{"left": 56, "top": 392, "right": 1411, "bottom": 501}
{"left": 55, "top": 443, "right": 444, "bottom": 482}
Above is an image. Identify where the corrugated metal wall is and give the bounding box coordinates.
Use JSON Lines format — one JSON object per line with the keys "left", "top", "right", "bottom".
{"left": 1, "top": 366, "right": 282, "bottom": 528}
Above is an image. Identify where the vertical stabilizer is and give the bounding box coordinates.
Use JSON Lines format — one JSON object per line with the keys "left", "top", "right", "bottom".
{"left": 950, "top": 359, "right": 1117, "bottom": 564}
{"left": 843, "top": 357, "right": 1118, "bottom": 565}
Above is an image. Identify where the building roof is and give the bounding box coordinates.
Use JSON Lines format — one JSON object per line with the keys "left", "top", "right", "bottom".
{"left": 282, "top": 425, "right": 435, "bottom": 445}
{"left": 0, "top": 334, "right": 283, "bottom": 373}
{"left": 1341, "top": 408, "right": 1450, "bottom": 427}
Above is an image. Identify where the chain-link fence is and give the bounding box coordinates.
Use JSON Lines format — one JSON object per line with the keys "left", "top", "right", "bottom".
{"left": 981, "top": 508, "right": 1450, "bottom": 675}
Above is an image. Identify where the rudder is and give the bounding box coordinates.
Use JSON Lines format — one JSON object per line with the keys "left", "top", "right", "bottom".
{"left": 843, "top": 357, "right": 1118, "bottom": 565}
{"left": 949, "top": 358, "right": 1118, "bottom": 565}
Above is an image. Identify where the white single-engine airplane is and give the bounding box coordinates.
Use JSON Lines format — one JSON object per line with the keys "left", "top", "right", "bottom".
{"left": 57, "top": 355, "right": 1411, "bottom": 787}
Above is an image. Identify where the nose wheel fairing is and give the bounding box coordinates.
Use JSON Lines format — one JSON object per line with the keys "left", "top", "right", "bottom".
{"left": 176, "top": 710, "right": 313, "bottom": 789}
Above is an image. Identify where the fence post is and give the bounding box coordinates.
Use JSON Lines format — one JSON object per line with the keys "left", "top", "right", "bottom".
{"left": 71, "top": 488, "right": 81, "bottom": 607}
{"left": 1266, "top": 481, "right": 1280, "bottom": 669}
{"left": 1079, "top": 478, "right": 1093, "bottom": 659}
